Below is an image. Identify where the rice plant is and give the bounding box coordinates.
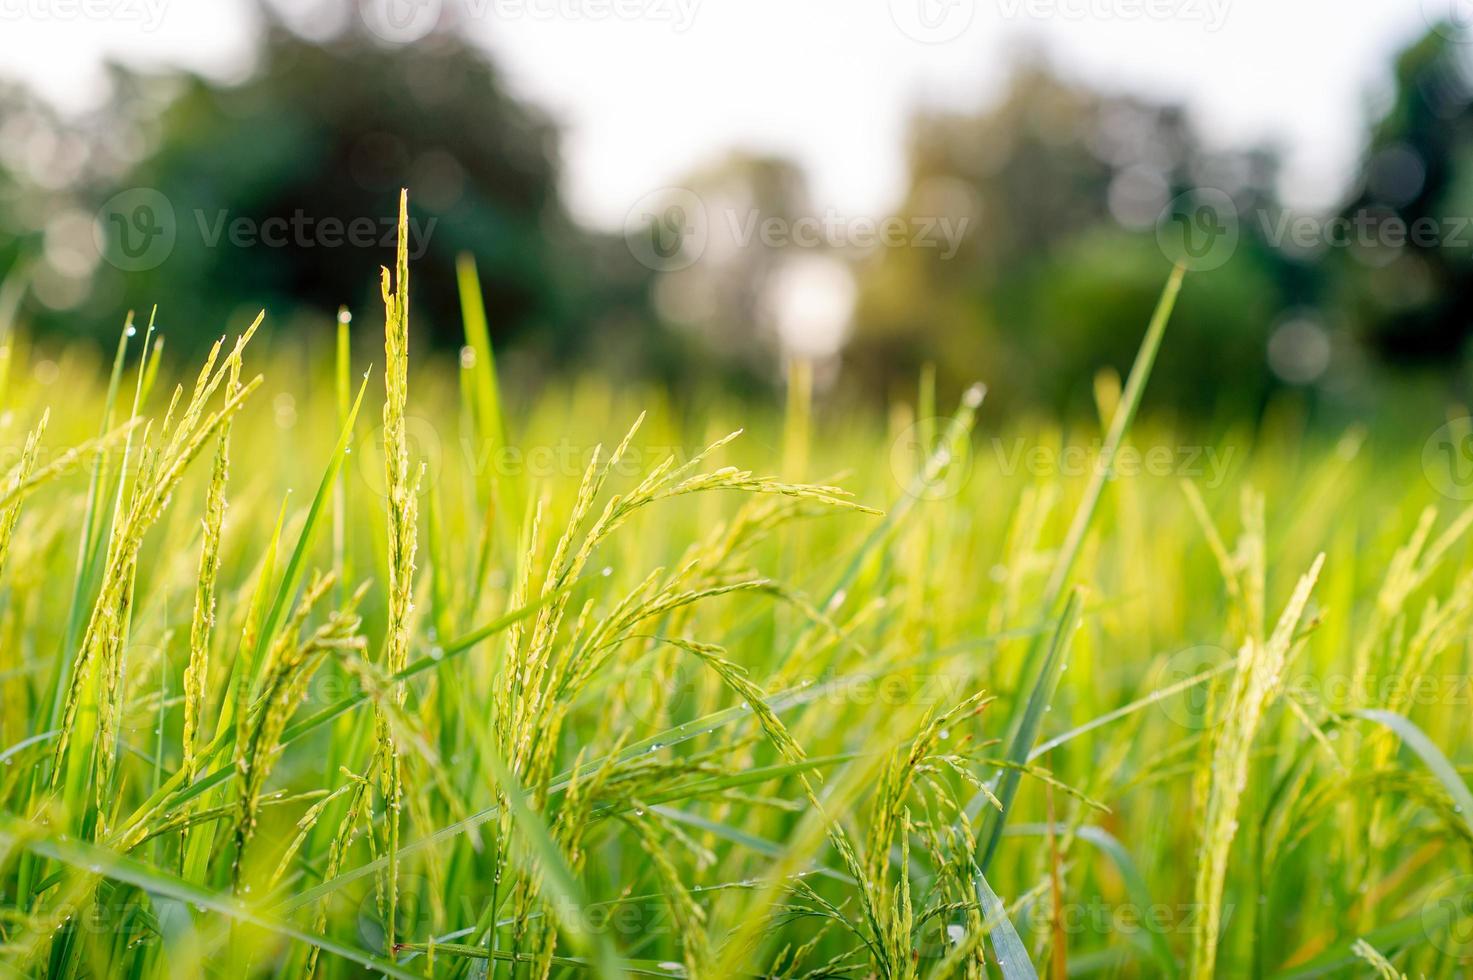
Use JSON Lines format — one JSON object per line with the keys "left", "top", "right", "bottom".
{"left": 0, "top": 195, "right": 1470, "bottom": 978}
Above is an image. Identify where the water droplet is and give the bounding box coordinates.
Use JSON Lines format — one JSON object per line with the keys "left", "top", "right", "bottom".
{"left": 125, "top": 325, "right": 137, "bottom": 337}
{"left": 338, "top": 309, "right": 352, "bottom": 324}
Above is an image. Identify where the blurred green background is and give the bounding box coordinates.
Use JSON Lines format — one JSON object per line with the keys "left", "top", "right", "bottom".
{"left": 3, "top": 3, "right": 1473, "bottom": 424}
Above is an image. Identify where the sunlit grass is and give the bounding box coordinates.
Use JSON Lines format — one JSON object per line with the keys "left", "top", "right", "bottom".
{"left": 0, "top": 200, "right": 1471, "bottom": 978}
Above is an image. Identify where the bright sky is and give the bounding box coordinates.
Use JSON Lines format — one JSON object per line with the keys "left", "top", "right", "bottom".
{"left": 0, "top": 0, "right": 1450, "bottom": 229}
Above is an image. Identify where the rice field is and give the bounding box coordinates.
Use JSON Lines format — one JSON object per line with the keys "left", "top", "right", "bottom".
{"left": 1, "top": 196, "right": 1471, "bottom": 978}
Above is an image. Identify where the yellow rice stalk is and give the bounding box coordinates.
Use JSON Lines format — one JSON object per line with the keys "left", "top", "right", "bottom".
{"left": 233, "top": 572, "right": 361, "bottom": 885}
{"left": 1351, "top": 938, "right": 1407, "bottom": 979}
{"left": 51, "top": 321, "right": 262, "bottom": 833}
{"left": 378, "top": 188, "right": 421, "bottom": 960}
{"left": 304, "top": 767, "right": 375, "bottom": 978}
{"left": 182, "top": 354, "right": 241, "bottom": 778}
{"left": 1188, "top": 552, "right": 1324, "bottom": 979}
{"left": 0, "top": 414, "right": 140, "bottom": 514}
{"left": 0, "top": 409, "right": 46, "bottom": 575}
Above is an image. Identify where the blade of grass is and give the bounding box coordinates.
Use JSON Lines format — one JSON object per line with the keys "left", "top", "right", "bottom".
{"left": 977, "top": 588, "right": 1084, "bottom": 873}
{"left": 248, "top": 372, "right": 370, "bottom": 689}
{"left": 1007, "top": 823, "right": 1178, "bottom": 978}
{"left": 1039, "top": 264, "right": 1185, "bottom": 610}
{"left": 479, "top": 737, "right": 624, "bottom": 979}
{"left": 1353, "top": 709, "right": 1473, "bottom": 837}
{"left": 1, "top": 815, "right": 418, "bottom": 979}
{"left": 974, "top": 868, "right": 1039, "bottom": 980}
{"left": 823, "top": 383, "right": 985, "bottom": 611}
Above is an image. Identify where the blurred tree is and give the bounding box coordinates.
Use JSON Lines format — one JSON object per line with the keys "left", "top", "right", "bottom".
{"left": 643, "top": 151, "right": 812, "bottom": 380}
{"left": 844, "top": 54, "right": 1292, "bottom": 418}
{"left": 1334, "top": 27, "right": 1473, "bottom": 366}
{"left": 86, "top": 10, "right": 572, "bottom": 358}
{"left": 0, "top": 82, "right": 85, "bottom": 326}
{"left": 16, "top": 2, "right": 692, "bottom": 390}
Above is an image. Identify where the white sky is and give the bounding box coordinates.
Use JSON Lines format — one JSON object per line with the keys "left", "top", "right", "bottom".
{"left": 0, "top": 0, "right": 1449, "bottom": 228}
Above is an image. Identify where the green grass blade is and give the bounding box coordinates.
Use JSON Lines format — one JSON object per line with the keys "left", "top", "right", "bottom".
{"left": 480, "top": 739, "right": 624, "bottom": 979}
{"left": 1007, "top": 823, "right": 1178, "bottom": 977}
{"left": 1353, "top": 709, "right": 1473, "bottom": 836}
{"left": 248, "top": 373, "right": 370, "bottom": 682}
{"left": 978, "top": 587, "right": 1084, "bottom": 872}
{"left": 273, "top": 679, "right": 834, "bottom": 912}
{"left": 1, "top": 815, "right": 418, "bottom": 979}
{"left": 455, "top": 253, "right": 506, "bottom": 458}
{"left": 974, "top": 868, "right": 1039, "bottom": 980}
{"left": 1039, "top": 264, "right": 1185, "bottom": 609}
{"left": 824, "top": 383, "right": 984, "bottom": 610}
